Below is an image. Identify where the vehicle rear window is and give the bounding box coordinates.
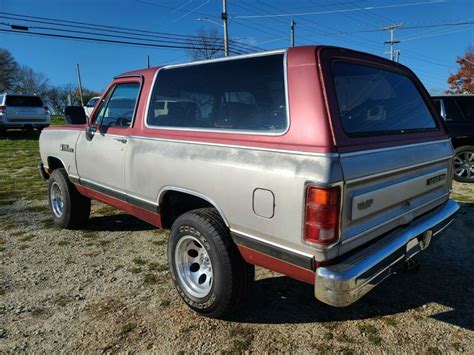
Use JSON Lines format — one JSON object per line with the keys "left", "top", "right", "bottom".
{"left": 147, "top": 54, "right": 287, "bottom": 133}
{"left": 6, "top": 95, "right": 43, "bottom": 107}
{"left": 332, "top": 62, "right": 437, "bottom": 136}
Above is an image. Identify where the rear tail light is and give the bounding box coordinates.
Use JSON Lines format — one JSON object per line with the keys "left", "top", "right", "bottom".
{"left": 304, "top": 185, "right": 341, "bottom": 246}
{"left": 0, "top": 105, "right": 5, "bottom": 112}
{"left": 44, "top": 106, "right": 50, "bottom": 114}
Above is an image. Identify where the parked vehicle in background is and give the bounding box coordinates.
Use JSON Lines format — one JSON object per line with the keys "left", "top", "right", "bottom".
{"left": 83, "top": 96, "right": 100, "bottom": 117}
{"left": 0, "top": 93, "right": 50, "bottom": 132}
{"left": 432, "top": 95, "right": 474, "bottom": 182}
{"left": 38, "top": 46, "right": 459, "bottom": 318}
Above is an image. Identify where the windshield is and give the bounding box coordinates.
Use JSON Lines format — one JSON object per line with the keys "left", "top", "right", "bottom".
{"left": 86, "top": 97, "right": 99, "bottom": 107}
{"left": 6, "top": 95, "right": 44, "bottom": 107}
{"left": 332, "top": 61, "right": 437, "bottom": 136}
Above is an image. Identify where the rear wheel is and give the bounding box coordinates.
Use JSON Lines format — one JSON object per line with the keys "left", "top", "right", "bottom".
{"left": 168, "top": 208, "right": 254, "bottom": 318}
{"left": 48, "top": 168, "right": 91, "bottom": 228}
{"left": 453, "top": 146, "right": 474, "bottom": 183}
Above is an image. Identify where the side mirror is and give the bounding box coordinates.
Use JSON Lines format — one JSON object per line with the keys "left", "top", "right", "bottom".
{"left": 64, "top": 106, "right": 87, "bottom": 125}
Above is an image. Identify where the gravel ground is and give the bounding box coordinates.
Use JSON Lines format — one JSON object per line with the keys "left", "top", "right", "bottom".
{"left": 0, "top": 135, "right": 473, "bottom": 354}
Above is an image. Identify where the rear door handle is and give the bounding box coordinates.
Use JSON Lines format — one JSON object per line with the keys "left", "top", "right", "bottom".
{"left": 114, "top": 137, "right": 127, "bottom": 144}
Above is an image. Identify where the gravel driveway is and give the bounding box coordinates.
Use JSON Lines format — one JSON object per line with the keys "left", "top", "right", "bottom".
{"left": 0, "top": 131, "right": 473, "bottom": 353}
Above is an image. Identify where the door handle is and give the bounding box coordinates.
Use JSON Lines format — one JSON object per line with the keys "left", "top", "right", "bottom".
{"left": 114, "top": 137, "right": 127, "bottom": 144}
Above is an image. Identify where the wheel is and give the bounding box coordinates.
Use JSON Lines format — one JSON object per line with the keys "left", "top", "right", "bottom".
{"left": 48, "top": 168, "right": 91, "bottom": 228}
{"left": 453, "top": 146, "right": 474, "bottom": 183}
{"left": 168, "top": 208, "right": 254, "bottom": 318}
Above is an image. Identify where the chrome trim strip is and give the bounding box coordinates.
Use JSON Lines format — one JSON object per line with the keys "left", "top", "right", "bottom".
{"left": 340, "top": 139, "right": 451, "bottom": 158}
{"left": 128, "top": 135, "right": 339, "bottom": 157}
{"left": 143, "top": 50, "right": 291, "bottom": 136}
{"left": 80, "top": 177, "right": 158, "bottom": 207}
{"left": 230, "top": 228, "right": 314, "bottom": 259}
{"left": 314, "top": 199, "right": 459, "bottom": 307}
{"left": 345, "top": 155, "right": 453, "bottom": 185}
{"left": 341, "top": 192, "right": 450, "bottom": 245}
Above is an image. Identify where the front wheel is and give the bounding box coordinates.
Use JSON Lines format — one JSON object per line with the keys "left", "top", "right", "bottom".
{"left": 453, "top": 146, "right": 474, "bottom": 183}
{"left": 48, "top": 168, "right": 91, "bottom": 228}
{"left": 168, "top": 208, "right": 254, "bottom": 318}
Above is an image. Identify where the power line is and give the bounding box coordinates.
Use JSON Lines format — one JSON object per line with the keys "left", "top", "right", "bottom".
{"left": 0, "top": 27, "right": 242, "bottom": 54}
{"left": 0, "top": 11, "right": 260, "bottom": 53}
{"left": 232, "top": 0, "right": 446, "bottom": 19}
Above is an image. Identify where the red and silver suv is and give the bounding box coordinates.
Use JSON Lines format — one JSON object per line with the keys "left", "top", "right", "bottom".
{"left": 38, "top": 46, "right": 459, "bottom": 318}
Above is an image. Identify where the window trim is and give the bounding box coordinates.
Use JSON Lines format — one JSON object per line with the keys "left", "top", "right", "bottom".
{"left": 329, "top": 59, "right": 439, "bottom": 137}
{"left": 144, "top": 50, "right": 290, "bottom": 136}
{"left": 92, "top": 79, "right": 142, "bottom": 129}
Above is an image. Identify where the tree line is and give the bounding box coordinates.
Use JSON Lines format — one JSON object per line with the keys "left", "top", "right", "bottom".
{"left": 0, "top": 48, "right": 100, "bottom": 114}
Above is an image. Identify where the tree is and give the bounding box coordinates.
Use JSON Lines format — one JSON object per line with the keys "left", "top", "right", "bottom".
{"left": 187, "top": 27, "right": 224, "bottom": 60}
{"left": 14, "top": 65, "right": 50, "bottom": 97}
{"left": 0, "top": 48, "right": 18, "bottom": 92}
{"left": 446, "top": 46, "right": 474, "bottom": 94}
{"left": 45, "top": 84, "right": 101, "bottom": 114}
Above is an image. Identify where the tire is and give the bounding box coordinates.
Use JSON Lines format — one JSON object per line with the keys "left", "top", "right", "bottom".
{"left": 168, "top": 208, "right": 255, "bottom": 318}
{"left": 453, "top": 146, "right": 474, "bottom": 183}
{"left": 48, "top": 168, "right": 91, "bottom": 229}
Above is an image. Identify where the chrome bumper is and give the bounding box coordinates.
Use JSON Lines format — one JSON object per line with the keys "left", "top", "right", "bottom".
{"left": 315, "top": 199, "right": 459, "bottom": 307}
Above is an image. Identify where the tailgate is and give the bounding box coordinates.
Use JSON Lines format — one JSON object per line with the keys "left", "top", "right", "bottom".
{"left": 6, "top": 106, "right": 45, "bottom": 121}
{"left": 338, "top": 139, "right": 453, "bottom": 254}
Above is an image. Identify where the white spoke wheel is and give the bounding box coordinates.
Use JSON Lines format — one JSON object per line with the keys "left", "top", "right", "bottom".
{"left": 168, "top": 208, "right": 255, "bottom": 318}
{"left": 47, "top": 168, "right": 91, "bottom": 229}
{"left": 453, "top": 146, "right": 474, "bottom": 183}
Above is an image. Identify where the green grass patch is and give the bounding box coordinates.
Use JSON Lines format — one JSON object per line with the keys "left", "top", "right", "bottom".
{"left": 160, "top": 299, "right": 170, "bottom": 307}
{"left": 54, "top": 295, "right": 74, "bottom": 307}
{"left": 143, "top": 272, "right": 159, "bottom": 285}
{"left": 57, "top": 240, "right": 70, "bottom": 246}
{"left": 323, "top": 332, "right": 334, "bottom": 340}
{"left": 148, "top": 262, "right": 167, "bottom": 272}
{"left": 20, "top": 234, "right": 35, "bottom": 242}
{"left": 357, "top": 324, "right": 378, "bottom": 335}
{"left": 132, "top": 257, "right": 147, "bottom": 266}
{"left": 128, "top": 266, "right": 142, "bottom": 274}
{"left": 150, "top": 239, "right": 167, "bottom": 246}
{"left": 0, "top": 246, "right": 6, "bottom": 252}
{"left": 382, "top": 317, "right": 398, "bottom": 326}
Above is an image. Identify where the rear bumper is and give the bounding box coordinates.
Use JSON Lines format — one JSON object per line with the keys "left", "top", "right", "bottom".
{"left": 314, "top": 199, "right": 459, "bottom": 307}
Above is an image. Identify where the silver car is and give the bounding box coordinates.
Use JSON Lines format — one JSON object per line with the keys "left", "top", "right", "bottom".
{"left": 0, "top": 93, "right": 51, "bottom": 132}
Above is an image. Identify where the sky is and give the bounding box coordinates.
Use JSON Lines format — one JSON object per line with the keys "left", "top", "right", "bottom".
{"left": 0, "top": 0, "right": 473, "bottom": 93}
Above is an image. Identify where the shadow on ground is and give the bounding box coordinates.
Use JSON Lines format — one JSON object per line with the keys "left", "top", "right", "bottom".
{"left": 230, "top": 204, "right": 474, "bottom": 330}
{"left": 84, "top": 213, "right": 155, "bottom": 232}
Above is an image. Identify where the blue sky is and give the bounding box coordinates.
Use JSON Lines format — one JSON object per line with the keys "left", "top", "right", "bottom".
{"left": 1, "top": 0, "right": 473, "bottom": 93}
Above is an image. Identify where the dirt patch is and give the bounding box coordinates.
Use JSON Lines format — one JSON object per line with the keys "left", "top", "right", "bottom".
{"left": 1, "top": 191, "right": 473, "bottom": 352}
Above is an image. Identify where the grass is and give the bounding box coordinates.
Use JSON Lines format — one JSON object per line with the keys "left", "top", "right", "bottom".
{"left": 57, "top": 240, "right": 70, "bottom": 246}
{"left": 160, "top": 299, "right": 170, "bottom": 307}
{"left": 54, "top": 295, "right": 74, "bottom": 307}
{"left": 20, "top": 234, "right": 35, "bottom": 242}
{"left": 120, "top": 322, "right": 136, "bottom": 337}
{"left": 143, "top": 272, "right": 159, "bottom": 285}
{"left": 150, "top": 239, "right": 167, "bottom": 246}
{"left": 128, "top": 266, "right": 142, "bottom": 274}
{"left": 132, "top": 257, "right": 147, "bottom": 266}
{"left": 228, "top": 326, "right": 255, "bottom": 352}
{"left": 323, "top": 332, "right": 334, "bottom": 340}
{"left": 382, "top": 317, "right": 398, "bottom": 326}
{"left": 148, "top": 262, "right": 167, "bottom": 272}
{"left": 358, "top": 324, "right": 382, "bottom": 346}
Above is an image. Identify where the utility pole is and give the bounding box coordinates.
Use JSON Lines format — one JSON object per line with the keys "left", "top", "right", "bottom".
{"left": 290, "top": 19, "right": 296, "bottom": 47}
{"left": 147, "top": 55, "right": 150, "bottom": 69}
{"left": 222, "top": 0, "right": 229, "bottom": 56}
{"left": 76, "top": 64, "right": 84, "bottom": 107}
{"left": 382, "top": 24, "right": 402, "bottom": 62}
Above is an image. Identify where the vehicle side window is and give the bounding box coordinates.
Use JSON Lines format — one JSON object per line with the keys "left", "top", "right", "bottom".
{"left": 456, "top": 98, "right": 473, "bottom": 121}
{"left": 147, "top": 54, "right": 287, "bottom": 133}
{"left": 444, "top": 98, "right": 464, "bottom": 121}
{"left": 94, "top": 83, "right": 140, "bottom": 128}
